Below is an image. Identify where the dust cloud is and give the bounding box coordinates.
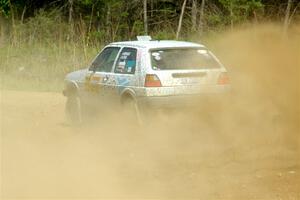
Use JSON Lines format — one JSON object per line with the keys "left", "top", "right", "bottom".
{"left": 1, "top": 24, "right": 299, "bottom": 199}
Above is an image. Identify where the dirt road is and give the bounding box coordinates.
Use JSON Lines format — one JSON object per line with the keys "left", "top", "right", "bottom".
{"left": 1, "top": 90, "right": 299, "bottom": 199}
{"left": 1, "top": 23, "right": 300, "bottom": 199}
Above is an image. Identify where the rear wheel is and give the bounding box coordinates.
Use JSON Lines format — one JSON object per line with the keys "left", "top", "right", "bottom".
{"left": 65, "top": 95, "right": 82, "bottom": 124}
{"left": 123, "top": 97, "right": 143, "bottom": 125}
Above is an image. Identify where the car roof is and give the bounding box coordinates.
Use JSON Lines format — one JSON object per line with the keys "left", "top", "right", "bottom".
{"left": 110, "top": 40, "right": 204, "bottom": 49}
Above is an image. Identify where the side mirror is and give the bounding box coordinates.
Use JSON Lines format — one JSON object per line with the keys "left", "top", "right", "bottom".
{"left": 89, "top": 63, "right": 97, "bottom": 72}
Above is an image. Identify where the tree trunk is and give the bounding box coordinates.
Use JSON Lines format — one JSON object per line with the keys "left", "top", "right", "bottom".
{"left": 191, "top": 0, "right": 197, "bottom": 32}
{"left": 288, "top": 2, "right": 299, "bottom": 25}
{"left": 144, "top": 0, "right": 148, "bottom": 35}
{"left": 68, "top": 0, "right": 74, "bottom": 42}
{"left": 68, "top": 0, "right": 73, "bottom": 25}
{"left": 88, "top": 4, "right": 94, "bottom": 36}
{"left": 283, "top": 0, "right": 293, "bottom": 34}
{"left": 106, "top": 5, "right": 111, "bottom": 41}
{"left": 21, "top": 5, "right": 26, "bottom": 24}
{"left": 198, "top": 0, "right": 205, "bottom": 34}
{"left": 176, "top": 0, "right": 188, "bottom": 40}
{"left": 0, "top": 14, "right": 6, "bottom": 44}
{"left": 150, "top": 0, "right": 154, "bottom": 17}
{"left": 8, "top": 0, "right": 16, "bottom": 45}
{"left": 230, "top": 0, "right": 234, "bottom": 30}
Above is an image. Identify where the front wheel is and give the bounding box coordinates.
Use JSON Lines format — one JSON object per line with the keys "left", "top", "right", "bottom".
{"left": 65, "top": 95, "right": 82, "bottom": 124}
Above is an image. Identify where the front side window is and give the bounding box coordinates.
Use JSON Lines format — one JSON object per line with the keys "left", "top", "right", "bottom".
{"left": 150, "top": 48, "right": 221, "bottom": 70}
{"left": 90, "top": 47, "right": 120, "bottom": 72}
{"left": 115, "top": 48, "right": 137, "bottom": 74}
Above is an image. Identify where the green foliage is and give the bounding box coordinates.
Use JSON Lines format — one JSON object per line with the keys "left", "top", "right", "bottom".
{"left": 131, "top": 20, "right": 144, "bottom": 37}
{"left": 207, "top": 14, "right": 223, "bottom": 27}
{"left": 13, "top": 9, "right": 68, "bottom": 45}
{"left": 88, "top": 30, "right": 106, "bottom": 44}
{"left": 0, "top": 0, "right": 10, "bottom": 17}
{"left": 219, "top": 0, "right": 264, "bottom": 24}
{"left": 153, "top": 29, "right": 175, "bottom": 40}
{"left": 2, "top": 0, "right": 293, "bottom": 45}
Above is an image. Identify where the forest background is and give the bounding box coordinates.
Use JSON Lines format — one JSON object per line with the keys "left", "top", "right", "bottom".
{"left": 0, "top": 0, "right": 299, "bottom": 91}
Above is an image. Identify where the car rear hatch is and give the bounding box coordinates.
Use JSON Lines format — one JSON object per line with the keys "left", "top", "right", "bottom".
{"left": 149, "top": 48, "right": 229, "bottom": 95}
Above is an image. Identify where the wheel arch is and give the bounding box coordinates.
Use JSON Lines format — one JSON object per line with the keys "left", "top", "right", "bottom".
{"left": 120, "top": 88, "right": 137, "bottom": 104}
{"left": 63, "top": 80, "right": 79, "bottom": 97}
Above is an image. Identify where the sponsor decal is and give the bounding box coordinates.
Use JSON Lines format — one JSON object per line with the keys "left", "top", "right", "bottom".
{"left": 85, "top": 74, "right": 103, "bottom": 93}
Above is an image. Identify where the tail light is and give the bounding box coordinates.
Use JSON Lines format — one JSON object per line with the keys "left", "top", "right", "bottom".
{"left": 218, "top": 72, "right": 230, "bottom": 85}
{"left": 144, "top": 74, "right": 162, "bottom": 87}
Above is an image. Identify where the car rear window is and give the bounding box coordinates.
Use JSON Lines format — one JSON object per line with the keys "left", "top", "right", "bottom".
{"left": 150, "top": 48, "right": 221, "bottom": 70}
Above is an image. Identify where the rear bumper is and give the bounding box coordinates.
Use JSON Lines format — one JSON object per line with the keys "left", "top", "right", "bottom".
{"left": 137, "top": 90, "right": 231, "bottom": 110}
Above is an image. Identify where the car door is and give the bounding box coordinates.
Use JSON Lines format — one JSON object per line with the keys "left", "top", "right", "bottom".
{"left": 84, "top": 46, "right": 121, "bottom": 102}
{"left": 113, "top": 47, "right": 139, "bottom": 97}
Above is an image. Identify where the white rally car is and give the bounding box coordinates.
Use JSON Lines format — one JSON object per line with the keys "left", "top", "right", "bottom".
{"left": 63, "top": 36, "right": 230, "bottom": 123}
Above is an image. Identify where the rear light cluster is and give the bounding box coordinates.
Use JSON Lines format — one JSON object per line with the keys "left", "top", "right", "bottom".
{"left": 218, "top": 72, "right": 230, "bottom": 85}
{"left": 144, "top": 74, "right": 162, "bottom": 87}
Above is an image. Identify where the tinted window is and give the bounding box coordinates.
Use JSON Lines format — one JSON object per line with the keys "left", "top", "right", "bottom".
{"left": 90, "top": 47, "right": 120, "bottom": 72}
{"left": 151, "top": 48, "right": 221, "bottom": 70}
{"left": 115, "top": 48, "right": 137, "bottom": 74}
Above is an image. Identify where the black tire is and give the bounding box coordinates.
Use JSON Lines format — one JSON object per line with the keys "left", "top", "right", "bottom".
{"left": 65, "top": 95, "right": 82, "bottom": 124}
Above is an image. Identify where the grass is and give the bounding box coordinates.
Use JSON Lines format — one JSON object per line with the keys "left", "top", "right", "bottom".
{"left": 0, "top": 40, "right": 100, "bottom": 92}
{"left": 0, "top": 11, "right": 106, "bottom": 92}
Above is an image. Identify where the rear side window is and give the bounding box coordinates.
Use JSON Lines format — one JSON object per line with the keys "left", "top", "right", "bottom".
{"left": 115, "top": 48, "right": 137, "bottom": 74}
{"left": 150, "top": 48, "right": 221, "bottom": 70}
{"left": 90, "top": 47, "right": 120, "bottom": 72}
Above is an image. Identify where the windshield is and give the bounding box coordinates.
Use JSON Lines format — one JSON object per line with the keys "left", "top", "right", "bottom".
{"left": 150, "top": 48, "right": 221, "bottom": 70}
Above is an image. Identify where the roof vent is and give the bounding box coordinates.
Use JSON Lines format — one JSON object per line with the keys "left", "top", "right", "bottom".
{"left": 137, "top": 35, "right": 152, "bottom": 41}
